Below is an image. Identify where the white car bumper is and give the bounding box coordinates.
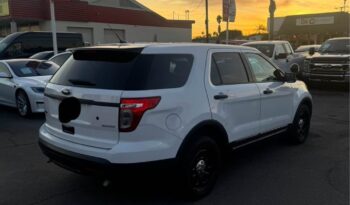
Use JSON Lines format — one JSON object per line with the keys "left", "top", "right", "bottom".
{"left": 39, "top": 124, "right": 182, "bottom": 164}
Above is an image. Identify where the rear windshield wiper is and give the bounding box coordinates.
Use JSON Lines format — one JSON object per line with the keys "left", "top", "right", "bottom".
{"left": 68, "top": 79, "right": 96, "bottom": 86}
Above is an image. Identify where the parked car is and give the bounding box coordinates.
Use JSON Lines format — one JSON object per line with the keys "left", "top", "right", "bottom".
{"left": 242, "top": 41, "right": 305, "bottom": 73}
{"left": 30, "top": 51, "right": 55, "bottom": 60}
{"left": 295, "top": 45, "right": 321, "bottom": 57}
{"left": 48, "top": 51, "right": 72, "bottom": 67}
{"left": 39, "top": 43, "right": 312, "bottom": 199}
{"left": 0, "top": 59, "right": 59, "bottom": 116}
{"left": 0, "top": 32, "right": 83, "bottom": 60}
{"left": 303, "top": 37, "right": 350, "bottom": 83}
{"left": 222, "top": 40, "right": 253, "bottom": 45}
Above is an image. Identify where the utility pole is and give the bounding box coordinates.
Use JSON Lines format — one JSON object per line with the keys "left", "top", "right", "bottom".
{"left": 225, "top": 0, "right": 230, "bottom": 44}
{"left": 50, "top": 0, "right": 58, "bottom": 55}
{"left": 344, "top": 0, "right": 348, "bottom": 12}
{"left": 205, "top": 0, "right": 209, "bottom": 43}
{"left": 269, "top": 0, "right": 276, "bottom": 40}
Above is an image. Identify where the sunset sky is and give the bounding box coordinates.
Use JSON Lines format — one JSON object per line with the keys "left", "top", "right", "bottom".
{"left": 137, "top": 0, "right": 344, "bottom": 37}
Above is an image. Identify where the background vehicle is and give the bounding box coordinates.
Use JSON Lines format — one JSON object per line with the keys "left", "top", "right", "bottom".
{"left": 48, "top": 51, "right": 72, "bottom": 67}
{"left": 0, "top": 32, "right": 83, "bottom": 60}
{"left": 30, "top": 51, "right": 55, "bottom": 60}
{"left": 295, "top": 45, "right": 321, "bottom": 56}
{"left": 39, "top": 44, "right": 312, "bottom": 199}
{"left": 242, "top": 41, "right": 305, "bottom": 73}
{"left": 0, "top": 59, "right": 59, "bottom": 116}
{"left": 303, "top": 37, "right": 350, "bottom": 83}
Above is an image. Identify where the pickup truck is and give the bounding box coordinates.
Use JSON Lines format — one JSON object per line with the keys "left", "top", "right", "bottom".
{"left": 302, "top": 37, "right": 349, "bottom": 84}
{"left": 242, "top": 41, "right": 305, "bottom": 74}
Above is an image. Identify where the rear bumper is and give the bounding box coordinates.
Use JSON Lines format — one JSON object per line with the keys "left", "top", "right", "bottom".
{"left": 302, "top": 72, "right": 350, "bottom": 83}
{"left": 39, "top": 139, "right": 176, "bottom": 175}
{"left": 39, "top": 124, "right": 181, "bottom": 164}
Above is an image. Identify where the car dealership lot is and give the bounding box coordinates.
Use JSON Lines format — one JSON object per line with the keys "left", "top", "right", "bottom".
{"left": 0, "top": 88, "right": 348, "bottom": 205}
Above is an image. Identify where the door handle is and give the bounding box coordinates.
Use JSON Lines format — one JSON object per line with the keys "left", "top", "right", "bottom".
{"left": 214, "top": 94, "right": 228, "bottom": 100}
{"left": 263, "top": 89, "right": 274, "bottom": 95}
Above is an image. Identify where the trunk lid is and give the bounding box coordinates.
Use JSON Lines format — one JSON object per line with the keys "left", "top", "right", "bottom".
{"left": 44, "top": 84, "right": 121, "bottom": 149}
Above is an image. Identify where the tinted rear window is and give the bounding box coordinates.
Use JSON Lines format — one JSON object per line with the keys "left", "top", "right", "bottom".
{"left": 50, "top": 50, "right": 194, "bottom": 90}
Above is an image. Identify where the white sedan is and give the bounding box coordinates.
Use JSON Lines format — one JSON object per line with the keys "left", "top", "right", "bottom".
{"left": 0, "top": 59, "right": 59, "bottom": 117}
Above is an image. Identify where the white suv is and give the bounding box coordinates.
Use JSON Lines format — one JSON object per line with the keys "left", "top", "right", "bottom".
{"left": 39, "top": 43, "right": 312, "bottom": 199}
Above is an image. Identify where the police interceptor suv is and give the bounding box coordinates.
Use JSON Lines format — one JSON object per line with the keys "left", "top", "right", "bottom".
{"left": 39, "top": 43, "right": 312, "bottom": 199}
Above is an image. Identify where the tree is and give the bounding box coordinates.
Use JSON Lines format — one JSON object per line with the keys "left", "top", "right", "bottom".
{"left": 256, "top": 24, "right": 267, "bottom": 34}
{"left": 216, "top": 15, "right": 222, "bottom": 34}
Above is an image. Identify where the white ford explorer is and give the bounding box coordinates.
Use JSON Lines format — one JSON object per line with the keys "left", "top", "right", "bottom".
{"left": 39, "top": 43, "right": 312, "bottom": 199}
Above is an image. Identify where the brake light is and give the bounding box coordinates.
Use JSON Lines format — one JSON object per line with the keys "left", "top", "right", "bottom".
{"left": 119, "top": 97, "right": 161, "bottom": 132}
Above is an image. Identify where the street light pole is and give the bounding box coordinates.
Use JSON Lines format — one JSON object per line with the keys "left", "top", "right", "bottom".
{"left": 205, "top": 0, "right": 209, "bottom": 43}
{"left": 269, "top": 0, "right": 276, "bottom": 40}
{"left": 50, "top": 0, "right": 58, "bottom": 55}
{"left": 226, "top": 0, "right": 230, "bottom": 44}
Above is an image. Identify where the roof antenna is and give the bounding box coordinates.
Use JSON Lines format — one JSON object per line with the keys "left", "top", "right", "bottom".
{"left": 107, "top": 24, "right": 127, "bottom": 43}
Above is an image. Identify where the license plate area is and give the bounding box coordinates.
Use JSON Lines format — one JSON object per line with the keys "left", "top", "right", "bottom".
{"left": 62, "top": 125, "right": 75, "bottom": 135}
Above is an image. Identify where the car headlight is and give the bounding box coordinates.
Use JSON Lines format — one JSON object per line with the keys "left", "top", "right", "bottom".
{"left": 31, "top": 87, "right": 45, "bottom": 93}
{"left": 303, "top": 60, "right": 310, "bottom": 72}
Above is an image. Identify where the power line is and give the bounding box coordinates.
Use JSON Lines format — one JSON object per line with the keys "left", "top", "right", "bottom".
{"left": 190, "top": 0, "right": 204, "bottom": 13}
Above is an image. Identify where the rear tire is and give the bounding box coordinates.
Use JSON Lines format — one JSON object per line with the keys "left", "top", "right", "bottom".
{"left": 16, "top": 91, "right": 32, "bottom": 117}
{"left": 178, "top": 136, "right": 221, "bottom": 200}
{"left": 288, "top": 104, "right": 311, "bottom": 144}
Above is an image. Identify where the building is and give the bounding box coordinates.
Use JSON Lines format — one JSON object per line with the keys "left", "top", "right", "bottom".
{"left": 0, "top": 0, "right": 194, "bottom": 44}
{"left": 268, "top": 12, "right": 349, "bottom": 47}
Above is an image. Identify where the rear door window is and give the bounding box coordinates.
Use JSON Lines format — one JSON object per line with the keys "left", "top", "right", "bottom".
{"left": 50, "top": 49, "right": 194, "bottom": 90}
{"left": 211, "top": 52, "right": 249, "bottom": 85}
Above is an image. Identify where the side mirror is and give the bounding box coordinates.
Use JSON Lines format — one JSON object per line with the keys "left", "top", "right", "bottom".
{"left": 284, "top": 73, "right": 297, "bottom": 83}
{"left": 0, "top": 72, "right": 12, "bottom": 78}
{"left": 275, "top": 53, "right": 288, "bottom": 59}
{"left": 290, "top": 64, "right": 300, "bottom": 74}
{"left": 273, "top": 69, "right": 285, "bottom": 81}
{"left": 309, "top": 47, "right": 315, "bottom": 56}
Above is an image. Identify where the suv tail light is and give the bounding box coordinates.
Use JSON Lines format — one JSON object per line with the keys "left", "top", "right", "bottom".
{"left": 119, "top": 97, "right": 161, "bottom": 132}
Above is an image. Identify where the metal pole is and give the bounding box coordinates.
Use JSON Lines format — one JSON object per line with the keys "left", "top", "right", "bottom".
{"left": 269, "top": 0, "right": 276, "bottom": 40}
{"left": 205, "top": 0, "right": 209, "bottom": 43}
{"left": 226, "top": 0, "right": 230, "bottom": 44}
{"left": 50, "top": 0, "right": 58, "bottom": 55}
{"left": 270, "top": 13, "right": 274, "bottom": 40}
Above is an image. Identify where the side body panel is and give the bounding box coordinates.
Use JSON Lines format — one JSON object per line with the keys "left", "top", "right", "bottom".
{"left": 204, "top": 48, "right": 261, "bottom": 142}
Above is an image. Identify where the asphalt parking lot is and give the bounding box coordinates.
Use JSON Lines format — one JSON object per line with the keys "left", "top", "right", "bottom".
{"left": 0, "top": 87, "right": 349, "bottom": 205}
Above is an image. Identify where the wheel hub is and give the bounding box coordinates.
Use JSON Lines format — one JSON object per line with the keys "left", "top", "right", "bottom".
{"left": 196, "top": 159, "right": 207, "bottom": 174}
{"left": 298, "top": 118, "right": 305, "bottom": 129}
{"left": 17, "top": 96, "right": 27, "bottom": 114}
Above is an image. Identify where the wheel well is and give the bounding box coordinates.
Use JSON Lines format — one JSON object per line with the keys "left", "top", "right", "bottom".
{"left": 300, "top": 97, "right": 313, "bottom": 114}
{"left": 15, "top": 88, "right": 26, "bottom": 97}
{"left": 176, "top": 120, "right": 230, "bottom": 159}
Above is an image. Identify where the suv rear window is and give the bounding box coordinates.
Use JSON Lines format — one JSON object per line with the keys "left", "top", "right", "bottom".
{"left": 50, "top": 50, "right": 194, "bottom": 90}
